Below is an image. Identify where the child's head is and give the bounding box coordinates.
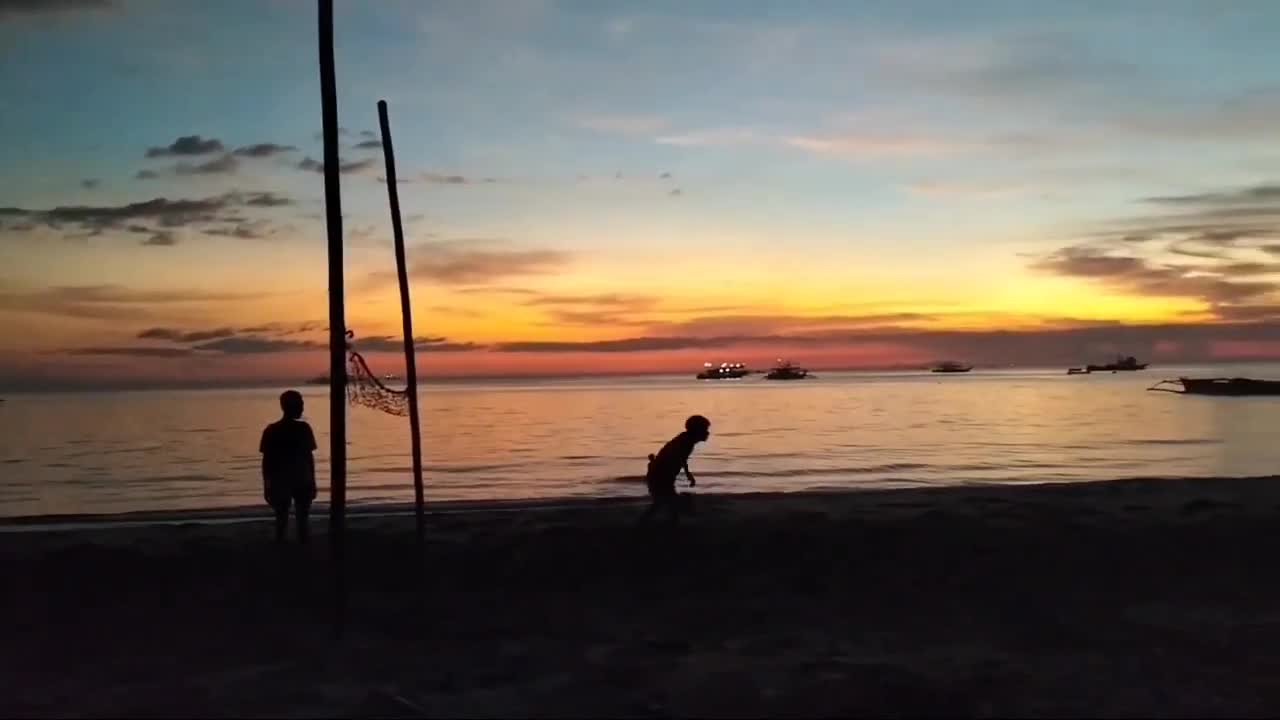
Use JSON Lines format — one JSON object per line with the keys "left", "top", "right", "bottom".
{"left": 685, "top": 414, "right": 711, "bottom": 442}
{"left": 280, "top": 390, "right": 304, "bottom": 419}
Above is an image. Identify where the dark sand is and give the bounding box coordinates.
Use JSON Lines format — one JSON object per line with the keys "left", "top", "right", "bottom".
{"left": 7, "top": 477, "right": 1280, "bottom": 717}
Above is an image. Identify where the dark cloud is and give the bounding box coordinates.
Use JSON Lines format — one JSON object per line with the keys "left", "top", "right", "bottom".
{"left": 297, "top": 156, "right": 376, "bottom": 174}
{"left": 142, "top": 322, "right": 325, "bottom": 342}
{"left": 540, "top": 309, "right": 655, "bottom": 327}
{"left": 1143, "top": 183, "right": 1280, "bottom": 207}
{"left": 522, "top": 293, "right": 659, "bottom": 326}
{"left": 350, "top": 335, "right": 481, "bottom": 353}
{"left": 359, "top": 130, "right": 376, "bottom": 139}
{"left": 238, "top": 321, "right": 326, "bottom": 335}
{"left": 51, "top": 317, "right": 1280, "bottom": 364}
{"left": 1033, "top": 245, "right": 1275, "bottom": 306}
{"left": 877, "top": 31, "right": 1137, "bottom": 105}
{"left": 139, "top": 327, "right": 236, "bottom": 343}
{"left": 243, "top": 191, "right": 293, "bottom": 207}
{"left": 524, "top": 293, "right": 656, "bottom": 309}
{"left": 174, "top": 153, "right": 238, "bottom": 175}
{"left": 660, "top": 172, "right": 672, "bottom": 180}
{"left": 0, "top": 192, "right": 295, "bottom": 240}
{"left": 378, "top": 172, "right": 500, "bottom": 186}
{"left": 494, "top": 336, "right": 745, "bottom": 353}
{"left": 367, "top": 239, "right": 569, "bottom": 286}
{"left": 62, "top": 346, "right": 195, "bottom": 358}
{"left": 0, "top": 284, "right": 260, "bottom": 321}
{"left": 669, "top": 188, "right": 683, "bottom": 196}
{"left": 63, "top": 326, "right": 324, "bottom": 358}
{"left": 485, "top": 321, "right": 1280, "bottom": 366}
{"left": 422, "top": 173, "right": 469, "bottom": 184}
{"left": 454, "top": 286, "right": 540, "bottom": 296}
{"left": 135, "top": 169, "right": 159, "bottom": 180}
{"left": 1217, "top": 262, "right": 1280, "bottom": 277}
{"left": 662, "top": 313, "right": 936, "bottom": 338}
{"left": 17, "top": 196, "right": 229, "bottom": 231}
{"left": 232, "top": 143, "right": 298, "bottom": 158}
{"left": 378, "top": 170, "right": 494, "bottom": 184}
{"left": 191, "top": 336, "right": 323, "bottom": 354}
{"left": 0, "top": 0, "right": 111, "bottom": 17}
{"left": 145, "top": 135, "right": 224, "bottom": 158}
{"left": 80, "top": 178, "right": 99, "bottom": 190}
{"left": 1038, "top": 180, "right": 1280, "bottom": 318}
{"left": 1211, "top": 305, "right": 1280, "bottom": 322}
{"left": 353, "top": 139, "right": 382, "bottom": 150}
{"left": 1168, "top": 238, "right": 1236, "bottom": 261}
{"left": 202, "top": 222, "right": 272, "bottom": 240}
{"left": 141, "top": 231, "right": 177, "bottom": 246}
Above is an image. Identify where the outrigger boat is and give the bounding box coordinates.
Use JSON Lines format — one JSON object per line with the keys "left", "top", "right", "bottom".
{"left": 1149, "top": 377, "right": 1280, "bottom": 396}
{"left": 765, "top": 359, "right": 810, "bottom": 380}
{"left": 697, "top": 362, "right": 750, "bottom": 380}
{"left": 1087, "top": 355, "right": 1148, "bottom": 372}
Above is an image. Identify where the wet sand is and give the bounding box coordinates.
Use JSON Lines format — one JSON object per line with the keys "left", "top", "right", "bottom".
{"left": 7, "top": 476, "right": 1280, "bottom": 717}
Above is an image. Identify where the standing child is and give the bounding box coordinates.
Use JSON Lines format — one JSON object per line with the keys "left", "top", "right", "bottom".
{"left": 260, "top": 390, "right": 317, "bottom": 543}
{"left": 642, "top": 414, "right": 711, "bottom": 524}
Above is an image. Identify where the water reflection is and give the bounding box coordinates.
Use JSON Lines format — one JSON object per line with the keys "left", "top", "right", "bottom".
{"left": 1, "top": 364, "right": 1278, "bottom": 516}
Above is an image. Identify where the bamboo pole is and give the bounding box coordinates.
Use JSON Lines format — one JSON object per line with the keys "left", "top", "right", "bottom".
{"left": 317, "top": 0, "right": 347, "bottom": 636}
{"left": 376, "top": 99, "right": 426, "bottom": 553}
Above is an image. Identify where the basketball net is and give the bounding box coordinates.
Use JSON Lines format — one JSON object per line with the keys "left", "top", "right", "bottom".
{"left": 344, "top": 331, "right": 410, "bottom": 416}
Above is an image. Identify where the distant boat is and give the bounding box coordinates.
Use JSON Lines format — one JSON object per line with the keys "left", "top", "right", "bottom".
{"left": 1150, "top": 377, "right": 1280, "bottom": 396}
{"left": 765, "top": 359, "right": 810, "bottom": 380}
{"left": 696, "top": 362, "right": 750, "bottom": 380}
{"left": 1086, "top": 355, "right": 1148, "bottom": 372}
{"left": 931, "top": 361, "right": 973, "bottom": 373}
{"left": 1067, "top": 367, "right": 1090, "bottom": 375}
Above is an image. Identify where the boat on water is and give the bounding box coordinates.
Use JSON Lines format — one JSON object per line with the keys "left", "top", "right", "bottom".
{"left": 765, "top": 359, "right": 810, "bottom": 380}
{"left": 931, "top": 361, "right": 973, "bottom": 373}
{"left": 1149, "top": 377, "right": 1280, "bottom": 396}
{"left": 1067, "top": 367, "right": 1090, "bottom": 375}
{"left": 1085, "top": 355, "right": 1148, "bottom": 372}
{"left": 696, "top": 362, "right": 750, "bottom": 380}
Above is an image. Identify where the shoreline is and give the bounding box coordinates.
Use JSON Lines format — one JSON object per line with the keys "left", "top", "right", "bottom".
{"left": 4, "top": 472, "right": 1277, "bottom": 532}
{"left": 11, "top": 474, "right": 1280, "bottom": 716}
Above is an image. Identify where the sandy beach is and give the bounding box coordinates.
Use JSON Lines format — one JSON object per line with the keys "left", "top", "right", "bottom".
{"left": 7, "top": 476, "right": 1280, "bottom": 717}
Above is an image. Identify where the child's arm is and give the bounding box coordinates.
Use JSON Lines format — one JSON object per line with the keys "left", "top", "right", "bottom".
{"left": 259, "top": 429, "right": 272, "bottom": 503}
{"left": 683, "top": 462, "right": 696, "bottom": 487}
{"left": 303, "top": 423, "right": 318, "bottom": 499}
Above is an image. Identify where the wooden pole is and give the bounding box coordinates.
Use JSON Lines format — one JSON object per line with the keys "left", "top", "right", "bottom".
{"left": 318, "top": 0, "right": 347, "bottom": 636}
{"left": 376, "top": 100, "right": 426, "bottom": 553}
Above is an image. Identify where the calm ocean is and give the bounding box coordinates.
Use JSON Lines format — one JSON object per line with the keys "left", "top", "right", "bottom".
{"left": 3, "top": 364, "right": 1279, "bottom": 517}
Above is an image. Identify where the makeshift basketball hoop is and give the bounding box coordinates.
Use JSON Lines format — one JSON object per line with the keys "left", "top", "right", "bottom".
{"left": 344, "top": 330, "right": 410, "bottom": 417}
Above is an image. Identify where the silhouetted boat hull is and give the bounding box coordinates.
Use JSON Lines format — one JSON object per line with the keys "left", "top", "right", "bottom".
{"left": 1067, "top": 368, "right": 1090, "bottom": 375}
{"left": 1150, "top": 378, "right": 1280, "bottom": 396}
{"left": 931, "top": 362, "right": 972, "bottom": 373}
{"left": 765, "top": 360, "right": 809, "bottom": 380}
{"left": 697, "top": 362, "right": 750, "bottom": 380}
{"left": 1086, "top": 356, "right": 1148, "bottom": 372}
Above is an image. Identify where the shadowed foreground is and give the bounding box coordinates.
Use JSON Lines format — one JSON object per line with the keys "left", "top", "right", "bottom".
{"left": 6, "top": 477, "right": 1280, "bottom": 717}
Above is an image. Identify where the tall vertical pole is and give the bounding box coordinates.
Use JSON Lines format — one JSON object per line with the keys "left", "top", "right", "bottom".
{"left": 318, "top": 0, "right": 347, "bottom": 635}
{"left": 377, "top": 100, "right": 425, "bottom": 553}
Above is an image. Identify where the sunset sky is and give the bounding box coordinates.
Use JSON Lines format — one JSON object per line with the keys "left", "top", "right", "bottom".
{"left": 3, "top": 0, "right": 1280, "bottom": 386}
